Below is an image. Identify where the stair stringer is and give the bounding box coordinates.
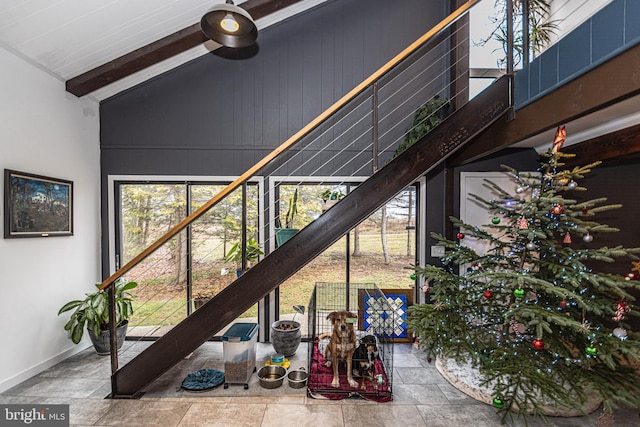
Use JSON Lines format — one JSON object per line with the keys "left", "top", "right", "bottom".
{"left": 111, "top": 75, "right": 511, "bottom": 398}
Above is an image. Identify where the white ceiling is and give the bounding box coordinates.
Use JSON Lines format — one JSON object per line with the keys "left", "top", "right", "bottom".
{"left": 0, "top": 0, "right": 329, "bottom": 101}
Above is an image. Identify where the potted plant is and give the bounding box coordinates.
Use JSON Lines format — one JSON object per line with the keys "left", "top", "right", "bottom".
{"left": 275, "top": 188, "right": 299, "bottom": 246}
{"left": 271, "top": 305, "right": 305, "bottom": 357}
{"left": 58, "top": 277, "right": 137, "bottom": 355}
{"left": 225, "top": 237, "right": 264, "bottom": 277}
{"left": 319, "top": 188, "right": 345, "bottom": 211}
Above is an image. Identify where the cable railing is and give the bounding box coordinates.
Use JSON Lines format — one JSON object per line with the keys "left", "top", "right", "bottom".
{"left": 102, "top": 0, "right": 482, "bottom": 368}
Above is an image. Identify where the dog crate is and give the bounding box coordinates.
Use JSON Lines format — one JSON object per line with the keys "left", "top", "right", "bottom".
{"left": 307, "top": 282, "right": 393, "bottom": 401}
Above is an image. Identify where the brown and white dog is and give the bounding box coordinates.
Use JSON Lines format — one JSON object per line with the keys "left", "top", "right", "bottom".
{"left": 320, "top": 310, "right": 359, "bottom": 388}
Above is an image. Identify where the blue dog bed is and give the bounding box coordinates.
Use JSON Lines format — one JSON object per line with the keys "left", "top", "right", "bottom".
{"left": 181, "top": 369, "right": 225, "bottom": 391}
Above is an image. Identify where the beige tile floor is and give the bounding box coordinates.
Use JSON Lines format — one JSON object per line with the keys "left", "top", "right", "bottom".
{"left": 1, "top": 340, "right": 639, "bottom": 426}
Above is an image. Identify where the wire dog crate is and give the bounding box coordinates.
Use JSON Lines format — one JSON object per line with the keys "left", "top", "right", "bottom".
{"left": 307, "top": 282, "right": 393, "bottom": 401}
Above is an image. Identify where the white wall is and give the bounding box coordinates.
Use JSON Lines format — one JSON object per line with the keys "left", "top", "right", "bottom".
{"left": 0, "top": 47, "right": 101, "bottom": 392}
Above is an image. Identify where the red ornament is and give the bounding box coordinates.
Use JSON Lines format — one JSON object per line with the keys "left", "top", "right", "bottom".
{"left": 582, "top": 207, "right": 588, "bottom": 214}
{"left": 563, "top": 232, "right": 571, "bottom": 244}
{"left": 551, "top": 205, "right": 565, "bottom": 215}
{"left": 483, "top": 290, "right": 493, "bottom": 299}
{"left": 457, "top": 232, "right": 465, "bottom": 240}
{"left": 560, "top": 300, "right": 567, "bottom": 309}
{"left": 532, "top": 339, "right": 545, "bottom": 351}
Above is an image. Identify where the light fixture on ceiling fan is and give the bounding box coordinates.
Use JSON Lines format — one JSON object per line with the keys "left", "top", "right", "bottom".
{"left": 201, "top": 0, "right": 258, "bottom": 48}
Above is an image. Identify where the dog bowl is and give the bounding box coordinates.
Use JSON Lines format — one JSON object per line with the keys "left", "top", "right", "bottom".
{"left": 257, "top": 365, "right": 286, "bottom": 389}
{"left": 287, "top": 367, "right": 308, "bottom": 389}
{"left": 271, "top": 353, "right": 285, "bottom": 365}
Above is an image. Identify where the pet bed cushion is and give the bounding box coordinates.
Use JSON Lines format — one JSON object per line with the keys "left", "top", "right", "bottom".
{"left": 181, "top": 369, "right": 225, "bottom": 391}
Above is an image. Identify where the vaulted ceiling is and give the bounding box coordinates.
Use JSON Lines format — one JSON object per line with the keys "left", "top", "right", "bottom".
{"left": 0, "top": 0, "right": 328, "bottom": 101}
{"left": 1, "top": 0, "right": 638, "bottom": 156}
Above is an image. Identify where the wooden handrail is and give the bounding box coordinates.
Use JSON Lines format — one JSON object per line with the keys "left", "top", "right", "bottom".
{"left": 99, "top": 0, "right": 480, "bottom": 291}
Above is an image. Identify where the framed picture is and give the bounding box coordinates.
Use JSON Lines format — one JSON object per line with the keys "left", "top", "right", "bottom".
{"left": 358, "top": 288, "right": 413, "bottom": 343}
{"left": 4, "top": 169, "right": 73, "bottom": 238}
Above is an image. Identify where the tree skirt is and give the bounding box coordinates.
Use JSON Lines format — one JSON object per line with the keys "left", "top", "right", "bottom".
{"left": 436, "top": 355, "right": 601, "bottom": 417}
{"left": 308, "top": 338, "right": 392, "bottom": 402}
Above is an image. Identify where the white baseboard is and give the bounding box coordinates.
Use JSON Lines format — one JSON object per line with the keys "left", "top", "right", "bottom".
{"left": 0, "top": 344, "right": 91, "bottom": 394}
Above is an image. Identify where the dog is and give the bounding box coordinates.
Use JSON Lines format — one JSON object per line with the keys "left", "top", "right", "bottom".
{"left": 352, "top": 334, "right": 380, "bottom": 390}
{"left": 319, "top": 310, "right": 358, "bottom": 388}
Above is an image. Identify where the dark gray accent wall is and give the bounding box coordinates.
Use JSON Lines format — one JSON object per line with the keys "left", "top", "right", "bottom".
{"left": 100, "top": 0, "right": 447, "bottom": 177}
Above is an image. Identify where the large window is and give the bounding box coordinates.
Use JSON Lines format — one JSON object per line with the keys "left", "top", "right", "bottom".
{"left": 115, "top": 180, "right": 260, "bottom": 337}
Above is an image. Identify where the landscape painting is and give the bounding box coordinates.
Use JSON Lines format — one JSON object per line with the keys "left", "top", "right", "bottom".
{"left": 4, "top": 169, "right": 73, "bottom": 238}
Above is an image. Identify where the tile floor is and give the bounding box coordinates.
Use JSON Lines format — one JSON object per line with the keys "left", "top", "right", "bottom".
{"left": 1, "top": 340, "right": 639, "bottom": 426}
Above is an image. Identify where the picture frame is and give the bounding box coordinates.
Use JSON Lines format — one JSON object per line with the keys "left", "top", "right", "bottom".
{"left": 358, "top": 288, "right": 413, "bottom": 343}
{"left": 4, "top": 169, "right": 73, "bottom": 238}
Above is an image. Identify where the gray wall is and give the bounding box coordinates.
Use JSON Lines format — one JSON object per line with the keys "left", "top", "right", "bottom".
{"left": 100, "top": 0, "right": 448, "bottom": 177}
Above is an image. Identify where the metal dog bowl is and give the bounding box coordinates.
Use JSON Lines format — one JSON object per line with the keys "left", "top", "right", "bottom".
{"left": 287, "top": 367, "right": 308, "bottom": 389}
{"left": 257, "top": 365, "right": 286, "bottom": 389}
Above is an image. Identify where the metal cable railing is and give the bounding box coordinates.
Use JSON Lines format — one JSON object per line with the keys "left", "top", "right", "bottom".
{"left": 103, "top": 1, "right": 482, "bottom": 362}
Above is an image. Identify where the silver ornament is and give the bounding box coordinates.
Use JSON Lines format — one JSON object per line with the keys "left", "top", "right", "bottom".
{"left": 583, "top": 233, "right": 593, "bottom": 243}
{"left": 613, "top": 327, "right": 628, "bottom": 341}
{"left": 568, "top": 181, "right": 577, "bottom": 190}
{"left": 515, "top": 186, "right": 524, "bottom": 194}
{"left": 526, "top": 242, "right": 536, "bottom": 250}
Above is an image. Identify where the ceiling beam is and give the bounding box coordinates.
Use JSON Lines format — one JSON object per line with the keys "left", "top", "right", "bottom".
{"left": 562, "top": 123, "right": 640, "bottom": 168}
{"left": 65, "top": 0, "right": 306, "bottom": 97}
{"left": 450, "top": 43, "right": 640, "bottom": 166}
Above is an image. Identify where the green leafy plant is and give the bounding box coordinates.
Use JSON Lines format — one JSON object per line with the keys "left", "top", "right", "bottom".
{"left": 393, "top": 96, "right": 449, "bottom": 160}
{"left": 58, "top": 278, "right": 137, "bottom": 344}
{"left": 277, "top": 188, "right": 298, "bottom": 228}
{"left": 319, "top": 188, "right": 345, "bottom": 201}
{"left": 482, "top": 0, "right": 559, "bottom": 67}
{"left": 225, "top": 237, "right": 264, "bottom": 267}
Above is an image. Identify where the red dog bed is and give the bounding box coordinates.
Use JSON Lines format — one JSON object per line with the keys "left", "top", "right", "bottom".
{"left": 307, "top": 338, "right": 391, "bottom": 402}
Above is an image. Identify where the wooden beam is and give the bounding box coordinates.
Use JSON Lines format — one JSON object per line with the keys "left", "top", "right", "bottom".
{"left": 65, "top": 0, "right": 307, "bottom": 97}
{"left": 450, "top": 43, "right": 640, "bottom": 166}
{"left": 563, "top": 123, "right": 640, "bottom": 168}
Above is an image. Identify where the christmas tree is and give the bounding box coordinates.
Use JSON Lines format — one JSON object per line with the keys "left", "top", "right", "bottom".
{"left": 407, "top": 127, "right": 640, "bottom": 424}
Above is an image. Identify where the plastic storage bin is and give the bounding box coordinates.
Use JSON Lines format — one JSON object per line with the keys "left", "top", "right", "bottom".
{"left": 222, "top": 322, "right": 259, "bottom": 389}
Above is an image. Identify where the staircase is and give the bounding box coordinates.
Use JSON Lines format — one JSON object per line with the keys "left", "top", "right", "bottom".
{"left": 110, "top": 74, "right": 511, "bottom": 397}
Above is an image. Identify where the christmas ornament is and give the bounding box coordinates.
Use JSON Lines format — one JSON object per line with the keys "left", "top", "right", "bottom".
{"left": 471, "top": 263, "right": 482, "bottom": 270}
{"left": 513, "top": 289, "right": 525, "bottom": 299}
{"left": 526, "top": 242, "right": 536, "bottom": 251}
{"left": 410, "top": 273, "right": 417, "bottom": 281}
{"left": 457, "top": 232, "right": 465, "bottom": 240}
{"left": 509, "top": 318, "right": 525, "bottom": 336}
{"left": 568, "top": 180, "right": 578, "bottom": 190}
{"left": 560, "top": 300, "right": 567, "bottom": 309}
{"left": 612, "top": 300, "right": 630, "bottom": 322}
{"left": 563, "top": 232, "right": 571, "bottom": 244}
{"left": 517, "top": 218, "right": 528, "bottom": 229}
{"left": 582, "top": 207, "right": 588, "bottom": 214}
{"left": 632, "top": 260, "right": 640, "bottom": 272}
{"left": 551, "top": 125, "right": 566, "bottom": 153}
{"left": 585, "top": 346, "right": 597, "bottom": 357}
{"left": 492, "top": 397, "right": 504, "bottom": 409}
{"left": 613, "top": 327, "right": 628, "bottom": 341}
{"left": 421, "top": 284, "right": 430, "bottom": 295}
{"left": 483, "top": 290, "right": 493, "bottom": 299}
{"left": 492, "top": 217, "right": 500, "bottom": 225}
{"left": 515, "top": 186, "right": 524, "bottom": 194}
{"left": 551, "top": 205, "right": 565, "bottom": 215}
{"left": 583, "top": 233, "right": 593, "bottom": 243}
{"left": 532, "top": 339, "right": 545, "bottom": 351}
